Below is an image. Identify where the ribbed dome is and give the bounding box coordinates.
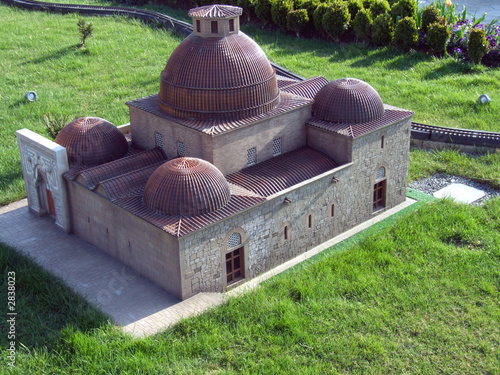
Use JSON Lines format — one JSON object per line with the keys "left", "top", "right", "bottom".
{"left": 55, "top": 117, "right": 128, "bottom": 165}
{"left": 312, "top": 78, "right": 384, "bottom": 123}
{"left": 144, "top": 158, "right": 231, "bottom": 216}
{"left": 159, "top": 32, "right": 279, "bottom": 121}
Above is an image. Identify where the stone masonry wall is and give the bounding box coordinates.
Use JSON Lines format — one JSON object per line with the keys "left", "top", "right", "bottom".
{"left": 179, "top": 117, "right": 412, "bottom": 299}
{"left": 66, "top": 181, "right": 184, "bottom": 299}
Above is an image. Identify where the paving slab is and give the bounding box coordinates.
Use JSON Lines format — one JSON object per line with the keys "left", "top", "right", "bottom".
{"left": 433, "top": 183, "right": 486, "bottom": 204}
{"left": 0, "top": 198, "right": 415, "bottom": 338}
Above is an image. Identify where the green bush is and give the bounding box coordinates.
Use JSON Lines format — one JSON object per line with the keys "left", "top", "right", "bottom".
{"left": 237, "top": 0, "right": 256, "bottom": 22}
{"left": 255, "top": 0, "right": 274, "bottom": 23}
{"left": 347, "top": 0, "right": 364, "bottom": 21}
{"left": 353, "top": 8, "right": 373, "bottom": 42}
{"left": 390, "top": 0, "right": 417, "bottom": 22}
{"left": 362, "top": 0, "right": 375, "bottom": 8}
{"left": 427, "top": 21, "right": 450, "bottom": 53}
{"left": 421, "top": 5, "right": 440, "bottom": 33}
{"left": 43, "top": 113, "right": 71, "bottom": 140}
{"left": 287, "top": 9, "right": 310, "bottom": 36}
{"left": 468, "top": 28, "right": 490, "bottom": 64}
{"left": 393, "top": 16, "right": 418, "bottom": 52}
{"left": 272, "top": 0, "right": 295, "bottom": 30}
{"left": 372, "top": 12, "right": 394, "bottom": 45}
{"left": 313, "top": 2, "right": 330, "bottom": 34}
{"left": 369, "top": 0, "right": 390, "bottom": 18}
{"left": 296, "top": 0, "right": 319, "bottom": 22}
{"left": 322, "top": 1, "right": 351, "bottom": 41}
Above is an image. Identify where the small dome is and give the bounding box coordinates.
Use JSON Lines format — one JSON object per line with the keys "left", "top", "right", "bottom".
{"left": 159, "top": 29, "right": 279, "bottom": 121}
{"left": 312, "top": 78, "right": 384, "bottom": 123}
{"left": 55, "top": 117, "right": 128, "bottom": 165}
{"left": 144, "top": 158, "right": 231, "bottom": 217}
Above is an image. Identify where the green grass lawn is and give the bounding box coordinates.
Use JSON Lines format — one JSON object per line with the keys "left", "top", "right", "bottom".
{"left": 1, "top": 196, "right": 499, "bottom": 373}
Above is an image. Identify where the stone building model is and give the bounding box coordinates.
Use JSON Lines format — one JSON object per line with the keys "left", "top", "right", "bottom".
{"left": 17, "top": 4, "right": 414, "bottom": 300}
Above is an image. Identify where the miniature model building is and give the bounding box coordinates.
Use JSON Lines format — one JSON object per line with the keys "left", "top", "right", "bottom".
{"left": 17, "top": 4, "right": 414, "bottom": 300}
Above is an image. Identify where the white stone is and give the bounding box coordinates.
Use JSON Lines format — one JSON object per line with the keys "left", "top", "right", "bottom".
{"left": 433, "top": 183, "right": 486, "bottom": 204}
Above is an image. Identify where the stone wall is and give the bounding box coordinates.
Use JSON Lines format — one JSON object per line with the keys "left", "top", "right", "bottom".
{"left": 129, "top": 104, "right": 311, "bottom": 176}
{"left": 178, "top": 117, "right": 412, "bottom": 298}
{"left": 307, "top": 126, "right": 352, "bottom": 165}
{"left": 16, "top": 129, "right": 71, "bottom": 232}
{"left": 66, "top": 181, "right": 183, "bottom": 299}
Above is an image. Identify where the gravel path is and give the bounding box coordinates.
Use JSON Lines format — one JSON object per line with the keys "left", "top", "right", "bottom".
{"left": 409, "top": 173, "right": 500, "bottom": 205}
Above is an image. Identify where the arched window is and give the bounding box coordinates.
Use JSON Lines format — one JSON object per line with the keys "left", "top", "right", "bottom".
{"left": 226, "top": 232, "right": 243, "bottom": 284}
{"left": 376, "top": 166, "right": 386, "bottom": 180}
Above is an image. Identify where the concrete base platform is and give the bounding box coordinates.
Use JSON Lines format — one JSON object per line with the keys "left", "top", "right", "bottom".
{"left": 0, "top": 198, "right": 415, "bottom": 338}
{"left": 433, "top": 183, "right": 486, "bottom": 204}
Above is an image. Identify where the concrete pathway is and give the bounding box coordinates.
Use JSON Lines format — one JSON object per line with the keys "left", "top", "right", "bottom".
{"left": 0, "top": 198, "right": 415, "bottom": 338}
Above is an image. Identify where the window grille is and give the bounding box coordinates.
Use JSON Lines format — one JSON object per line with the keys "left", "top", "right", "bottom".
{"left": 211, "top": 21, "right": 218, "bottom": 34}
{"left": 229, "top": 19, "right": 235, "bottom": 32}
{"left": 273, "top": 137, "right": 282, "bottom": 156}
{"left": 177, "top": 141, "right": 185, "bottom": 157}
{"left": 247, "top": 147, "right": 256, "bottom": 166}
{"left": 226, "top": 248, "right": 243, "bottom": 283}
{"left": 376, "top": 167, "right": 386, "bottom": 180}
{"left": 155, "top": 132, "right": 163, "bottom": 148}
{"left": 228, "top": 233, "right": 241, "bottom": 248}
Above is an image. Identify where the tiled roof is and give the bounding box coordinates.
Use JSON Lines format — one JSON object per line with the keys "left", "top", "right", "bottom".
{"left": 113, "top": 185, "right": 265, "bottom": 237}
{"left": 127, "top": 92, "right": 312, "bottom": 136}
{"left": 277, "top": 75, "right": 300, "bottom": 89}
{"left": 280, "top": 76, "right": 329, "bottom": 99}
{"left": 66, "top": 148, "right": 166, "bottom": 190}
{"left": 226, "top": 146, "right": 337, "bottom": 197}
{"left": 96, "top": 162, "right": 164, "bottom": 201}
{"left": 188, "top": 5, "right": 242, "bottom": 19}
{"left": 55, "top": 117, "right": 128, "bottom": 166}
{"left": 307, "top": 108, "right": 414, "bottom": 138}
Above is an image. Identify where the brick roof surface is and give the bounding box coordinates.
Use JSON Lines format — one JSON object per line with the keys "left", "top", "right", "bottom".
{"left": 280, "top": 76, "right": 329, "bottom": 99}
{"left": 127, "top": 92, "right": 312, "bottom": 136}
{"left": 307, "top": 108, "right": 414, "bottom": 138}
{"left": 188, "top": 4, "right": 242, "bottom": 18}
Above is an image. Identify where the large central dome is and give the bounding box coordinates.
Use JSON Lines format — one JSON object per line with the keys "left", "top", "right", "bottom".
{"left": 159, "top": 5, "right": 279, "bottom": 121}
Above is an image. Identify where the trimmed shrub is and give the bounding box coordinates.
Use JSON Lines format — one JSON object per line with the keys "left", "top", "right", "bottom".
{"left": 296, "top": 0, "right": 320, "bottom": 21}
{"left": 370, "top": 0, "right": 390, "bottom": 18}
{"left": 322, "top": 1, "right": 351, "bottom": 41}
{"left": 237, "top": 0, "right": 255, "bottom": 22}
{"left": 362, "top": 0, "right": 375, "bottom": 9}
{"left": 468, "top": 28, "right": 490, "bottom": 64}
{"left": 255, "top": 0, "right": 274, "bottom": 23}
{"left": 313, "top": 3, "right": 330, "bottom": 34}
{"left": 390, "top": 0, "right": 417, "bottom": 22}
{"left": 353, "top": 8, "right": 373, "bottom": 42}
{"left": 393, "top": 16, "right": 418, "bottom": 52}
{"left": 427, "top": 21, "right": 450, "bottom": 53}
{"left": 421, "top": 5, "right": 440, "bottom": 33}
{"left": 372, "top": 12, "right": 394, "bottom": 45}
{"left": 347, "top": 0, "right": 364, "bottom": 21}
{"left": 287, "top": 9, "right": 310, "bottom": 36}
{"left": 272, "top": 0, "right": 295, "bottom": 31}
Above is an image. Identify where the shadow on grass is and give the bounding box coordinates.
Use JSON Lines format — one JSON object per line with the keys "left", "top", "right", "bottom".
{"left": 422, "top": 59, "right": 478, "bottom": 80}
{"left": 22, "top": 45, "right": 82, "bottom": 65}
{"left": 0, "top": 244, "right": 110, "bottom": 350}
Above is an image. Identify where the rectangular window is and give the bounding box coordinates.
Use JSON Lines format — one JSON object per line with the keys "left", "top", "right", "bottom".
{"left": 331, "top": 204, "right": 335, "bottom": 217}
{"left": 308, "top": 215, "right": 312, "bottom": 229}
{"left": 381, "top": 135, "right": 384, "bottom": 148}
{"left": 226, "top": 248, "right": 243, "bottom": 283}
{"left": 155, "top": 132, "right": 163, "bottom": 148}
{"left": 273, "top": 137, "right": 282, "bottom": 156}
{"left": 284, "top": 226, "right": 288, "bottom": 240}
{"left": 229, "top": 19, "right": 235, "bottom": 32}
{"left": 247, "top": 147, "right": 256, "bottom": 166}
{"left": 177, "top": 141, "right": 185, "bottom": 157}
{"left": 196, "top": 20, "right": 201, "bottom": 33}
{"left": 373, "top": 180, "right": 386, "bottom": 211}
{"left": 211, "top": 21, "right": 218, "bottom": 34}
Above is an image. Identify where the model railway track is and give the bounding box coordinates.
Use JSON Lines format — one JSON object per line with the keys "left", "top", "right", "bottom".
{"left": 3, "top": 0, "right": 500, "bottom": 148}
{"left": 411, "top": 122, "right": 500, "bottom": 148}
